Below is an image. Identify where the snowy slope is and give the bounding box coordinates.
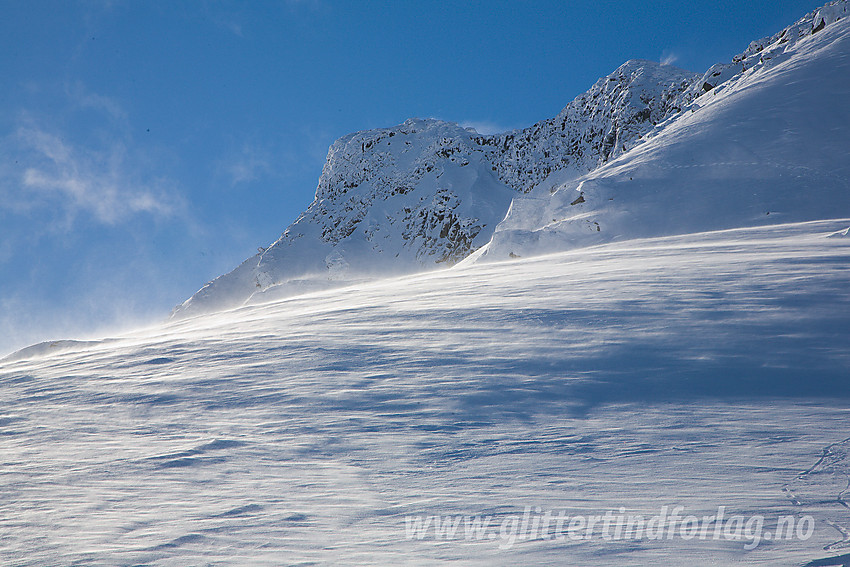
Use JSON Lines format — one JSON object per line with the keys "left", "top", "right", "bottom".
{"left": 3, "top": 3, "right": 849, "bottom": 565}
{"left": 173, "top": 62, "right": 699, "bottom": 317}
{"left": 476, "top": 1, "right": 850, "bottom": 260}
{"left": 3, "top": 220, "right": 850, "bottom": 566}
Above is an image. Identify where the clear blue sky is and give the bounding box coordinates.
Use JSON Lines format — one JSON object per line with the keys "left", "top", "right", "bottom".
{"left": 0, "top": 0, "right": 824, "bottom": 354}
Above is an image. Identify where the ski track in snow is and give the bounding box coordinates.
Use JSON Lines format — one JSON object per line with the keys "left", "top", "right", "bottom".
{"left": 1, "top": 220, "right": 850, "bottom": 566}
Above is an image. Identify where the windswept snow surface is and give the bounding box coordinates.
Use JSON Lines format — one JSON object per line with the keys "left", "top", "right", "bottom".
{"left": 2, "top": 220, "right": 850, "bottom": 566}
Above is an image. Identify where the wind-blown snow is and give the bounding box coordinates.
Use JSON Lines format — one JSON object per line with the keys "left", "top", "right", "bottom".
{"left": 2, "top": 220, "right": 850, "bottom": 566}
{"left": 3, "top": 2, "right": 850, "bottom": 565}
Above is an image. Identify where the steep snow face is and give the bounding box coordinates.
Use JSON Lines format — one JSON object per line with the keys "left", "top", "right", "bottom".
{"left": 174, "top": 61, "right": 698, "bottom": 318}
{"left": 475, "top": 4, "right": 850, "bottom": 261}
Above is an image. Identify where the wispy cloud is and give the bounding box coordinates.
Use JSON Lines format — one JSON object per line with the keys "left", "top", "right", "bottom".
{"left": 222, "top": 144, "right": 273, "bottom": 187}
{"left": 66, "top": 81, "right": 128, "bottom": 126}
{"left": 9, "top": 125, "right": 182, "bottom": 227}
{"left": 0, "top": 81, "right": 185, "bottom": 228}
{"left": 660, "top": 50, "right": 679, "bottom": 66}
{"left": 460, "top": 120, "right": 512, "bottom": 136}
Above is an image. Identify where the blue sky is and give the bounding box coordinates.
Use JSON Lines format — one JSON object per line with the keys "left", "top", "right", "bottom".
{"left": 0, "top": 0, "right": 824, "bottom": 355}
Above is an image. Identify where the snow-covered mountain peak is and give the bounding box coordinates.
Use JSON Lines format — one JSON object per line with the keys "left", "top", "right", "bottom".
{"left": 569, "top": 58, "right": 695, "bottom": 107}
{"left": 172, "top": 117, "right": 518, "bottom": 318}
{"left": 173, "top": 0, "right": 849, "bottom": 318}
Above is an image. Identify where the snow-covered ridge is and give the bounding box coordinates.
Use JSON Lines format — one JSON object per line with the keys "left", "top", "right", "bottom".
{"left": 173, "top": 60, "right": 698, "bottom": 318}
{"left": 173, "top": 0, "right": 848, "bottom": 318}
{"left": 474, "top": 0, "right": 850, "bottom": 261}
{"left": 693, "top": 0, "right": 848, "bottom": 96}
{"left": 314, "top": 61, "right": 698, "bottom": 205}
{"left": 482, "top": 60, "right": 697, "bottom": 194}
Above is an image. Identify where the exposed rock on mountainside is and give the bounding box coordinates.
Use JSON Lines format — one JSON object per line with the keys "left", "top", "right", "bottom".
{"left": 482, "top": 60, "right": 698, "bottom": 194}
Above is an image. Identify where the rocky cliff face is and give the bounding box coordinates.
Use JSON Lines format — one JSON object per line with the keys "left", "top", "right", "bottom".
{"left": 302, "top": 119, "right": 505, "bottom": 264}
{"left": 483, "top": 60, "right": 698, "bottom": 195}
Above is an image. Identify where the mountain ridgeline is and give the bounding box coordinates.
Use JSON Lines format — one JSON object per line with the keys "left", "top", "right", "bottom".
{"left": 173, "top": 0, "right": 849, "bottom": 318}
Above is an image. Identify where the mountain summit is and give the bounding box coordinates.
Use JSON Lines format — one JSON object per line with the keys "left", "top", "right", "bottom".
{"left": 173, "top": 0, "right": 848, "bottom": 318}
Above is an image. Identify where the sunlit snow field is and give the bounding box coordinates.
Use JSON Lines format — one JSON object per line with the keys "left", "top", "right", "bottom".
{"left": 2, "top": 219, "right": 850, "bottom": 566}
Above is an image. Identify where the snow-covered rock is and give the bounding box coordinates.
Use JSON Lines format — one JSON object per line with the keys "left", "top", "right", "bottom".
{"left": 691, "top": 0, "right": 848, "bottom": 97}
{"left": 479, "top": 59, "right": 698, "bottom": 195}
